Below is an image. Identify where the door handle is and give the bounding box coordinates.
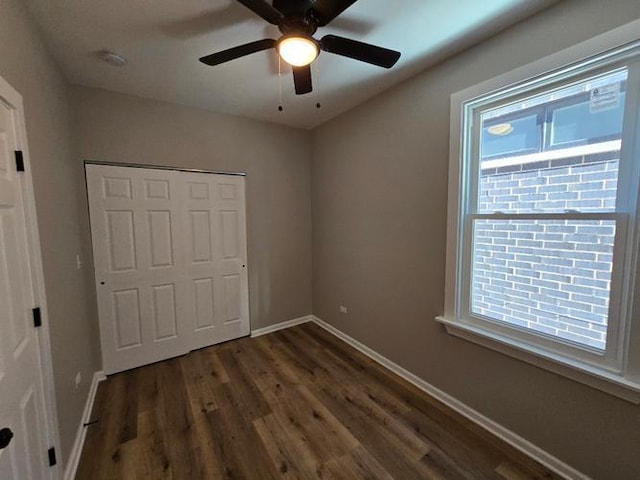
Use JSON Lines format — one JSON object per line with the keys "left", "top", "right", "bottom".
{"left": 0, "top": 428, "right": 14, "bottom": 449}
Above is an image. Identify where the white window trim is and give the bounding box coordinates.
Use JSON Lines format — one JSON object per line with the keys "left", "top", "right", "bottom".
{"left": 438, "top": 18, "right": 640, "bottom": 404}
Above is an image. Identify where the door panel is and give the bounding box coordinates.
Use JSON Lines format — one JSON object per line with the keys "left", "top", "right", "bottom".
{"left": 2, "top": 215, "right": 30, "bottom": 354}
{"left": 221, "top": 210, "right": 239, "bottom": 259}
{"left": 17, "top": 387, "right": 44, "bottom": 480}
{"left": 193, "top": 277, "right": 215, "bottom": 330}
{"left": 0, "top": 94, "right": 50, "bottom": 479}
{"left": 103, "top": 176, "right": 132, "bottom": 199}
{"left": 112, "top": 288, "right": 142, "bottom": 349}
{"left": 182, "top": 172, "right": 249, "bottom": 350}
{"left": 144, "top": 179, "right": 170, "bottom": 200}
{"left": 106, "top": 210, "right": 137, "bottom": 272}
{"left": 147, "top": 210, "right": 174, "bottom": 268}
{"left": 87, "top": 165, "right": 188, "bottom": 373}
{"left": 223, "top": 274, "right": 241, "bottom": 323}
{"left": 187, "top": 181, "right": 209, "bottom": 200}
{"left": 87, "top": 165, "right": 249, "bottom": 372}
{"left": 189, "top": 210, "right": 212, "bottom": 263}
{"left": 151, "top": 284, "right": 178, "bottom": 340}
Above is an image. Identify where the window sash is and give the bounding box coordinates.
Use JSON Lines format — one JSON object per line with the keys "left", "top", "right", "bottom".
{"left": 480, "top": 79, "right": 628, "bottom": 160}
{"left": 459, "top": 212, "right": 628, "bottom": 370}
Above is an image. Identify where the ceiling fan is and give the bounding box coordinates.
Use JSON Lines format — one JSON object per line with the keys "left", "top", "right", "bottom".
{"left": 199, "top": 0, "right": 401, "bottom": 95}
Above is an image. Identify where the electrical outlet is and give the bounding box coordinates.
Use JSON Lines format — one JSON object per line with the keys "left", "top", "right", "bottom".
{"left": 339, "top": 306, "right": 348, "bottom": 314}
{"left": 76, "top": 254, "right": 82, "bottom": 270}
{"left": 74, "top": 372, "right": 82, "bottom": 389}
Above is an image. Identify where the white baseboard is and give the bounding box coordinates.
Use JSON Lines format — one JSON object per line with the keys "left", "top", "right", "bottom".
{"left": 250, "top": 315, "right": 313, "bottom": 338}
{"left": 309, "top": 316, "right": 588, "bottom": 480}
{"left": 63, "top": 371, "right": 106, "bottom": 480}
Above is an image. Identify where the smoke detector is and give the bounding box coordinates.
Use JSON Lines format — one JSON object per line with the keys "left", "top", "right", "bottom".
{"left": 100, "top": 51, "right": 127, "bottom": 67}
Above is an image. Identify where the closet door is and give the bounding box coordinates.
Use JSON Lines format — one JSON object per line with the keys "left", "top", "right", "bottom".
{"left": 86, "top": 164, "right": 188, "bottom": 374}
{"left": 86, "top": 164, "right": 250, "bottom": 374}
{"left": 182, "top": 173, "right": 249, "bottom": 350}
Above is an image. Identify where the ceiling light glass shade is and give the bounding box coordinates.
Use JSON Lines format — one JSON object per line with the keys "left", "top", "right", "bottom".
{"left": 278, "top": 36, "right": 319, "bottom": 67}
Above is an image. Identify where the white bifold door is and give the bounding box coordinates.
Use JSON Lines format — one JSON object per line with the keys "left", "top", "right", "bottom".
{"left": 86, "top": 164, "right": 249, "bottom": 374}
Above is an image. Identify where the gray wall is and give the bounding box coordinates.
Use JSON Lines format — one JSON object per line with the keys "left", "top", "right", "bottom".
{"left": 0, "top": 0, "right": 101, "bottom": 464}
{"left": 71, "top": 86, "right": 312, "bottom": 333}
{"left": 311, "top": 1, "right": 640, "bottom": 478}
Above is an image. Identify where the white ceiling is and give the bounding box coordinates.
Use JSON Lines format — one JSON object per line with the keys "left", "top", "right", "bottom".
{"left": 25, "top": 0, "right": 557, "bottom": 129}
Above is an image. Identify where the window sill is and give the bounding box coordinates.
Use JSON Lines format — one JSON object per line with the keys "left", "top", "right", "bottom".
{"left": 435, "top": 316, "right": 640, "bottom": 404}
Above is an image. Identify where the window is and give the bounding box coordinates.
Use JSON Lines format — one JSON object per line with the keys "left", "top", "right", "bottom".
{"left": 439, "top": 22, "right": 640, "bottom": 402}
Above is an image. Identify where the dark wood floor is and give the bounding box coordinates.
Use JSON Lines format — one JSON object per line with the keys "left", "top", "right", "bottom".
{"left": 76, "top": 322, "right": 560, "bottom": 479}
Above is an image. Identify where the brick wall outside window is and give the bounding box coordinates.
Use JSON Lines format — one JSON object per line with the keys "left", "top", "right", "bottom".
{"left": 472, "top": 151, "right": 618, "bottom": 350}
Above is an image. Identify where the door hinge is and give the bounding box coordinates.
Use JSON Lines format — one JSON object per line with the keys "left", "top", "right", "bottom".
{"left": 33, "top": 307, "right": 42, "bottom": 328}
{"left": 15, "top": 151, "right": 25, "bottom": 172}
{"left": 48, "top": 447, "right": 57, "bottom": 467}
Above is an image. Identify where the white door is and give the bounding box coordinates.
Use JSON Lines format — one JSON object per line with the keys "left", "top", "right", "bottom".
{"left": 182, "top": 172, "right": 249, "bottom": 350}
{"left": 0, "top": 94, "right": 50, "bottom": 477}
{"left": 86, "top": 165, "right": 189, "bottom": 374}
{"left": 86, "top": 165, "right": 249, "bottom": 374}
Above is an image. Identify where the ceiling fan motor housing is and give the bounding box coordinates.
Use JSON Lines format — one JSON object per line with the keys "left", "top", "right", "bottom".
{"left": 278, "top": 13, "right": 319, "bottom": 36}
{"left": 272, "top": 0, "right": 317, "bottom": 17}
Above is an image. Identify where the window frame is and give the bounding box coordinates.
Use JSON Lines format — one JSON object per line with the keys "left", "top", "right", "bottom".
{"left": 438, "top": 19, "right": 640, "bottom": 403}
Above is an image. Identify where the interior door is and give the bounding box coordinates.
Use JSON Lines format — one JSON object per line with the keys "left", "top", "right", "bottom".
{"left": 86, "top": 165, "right": 250, "bottom": 374}
{"left": 182, "top": 172, "right": 249, "bottom": 350}
{"left": 86, "top": 164, "right": 188, "bottom": 374}
{"left": 0, "top": 96, "right": 49, "bottom": 478}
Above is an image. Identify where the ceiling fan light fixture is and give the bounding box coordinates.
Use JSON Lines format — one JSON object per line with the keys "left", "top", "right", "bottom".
{"left": 277, "top": 36, "right": 319, "bottom": 67}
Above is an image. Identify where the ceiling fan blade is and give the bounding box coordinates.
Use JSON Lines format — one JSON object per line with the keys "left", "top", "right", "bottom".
{"left": 311, "top": 0, "right": 358, "bottom": 26}
{"left": 292, "top": 65, "right": 312, "bottom": 95}
{"left": 320, "top": 34, "right": 401, "bottom": 68}
{"left": 199, "top": 39, "right": 277, "bottom": 66}
{"left": 161, "top": 4, "right": 253, "bottom": 39}
{"left": 235, "top": 0, "right": 283, "bottom": 25}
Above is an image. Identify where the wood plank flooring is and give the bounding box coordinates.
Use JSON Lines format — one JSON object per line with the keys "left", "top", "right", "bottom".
{"left": 76, "top": 323, "right": 560, "bottom": 479}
